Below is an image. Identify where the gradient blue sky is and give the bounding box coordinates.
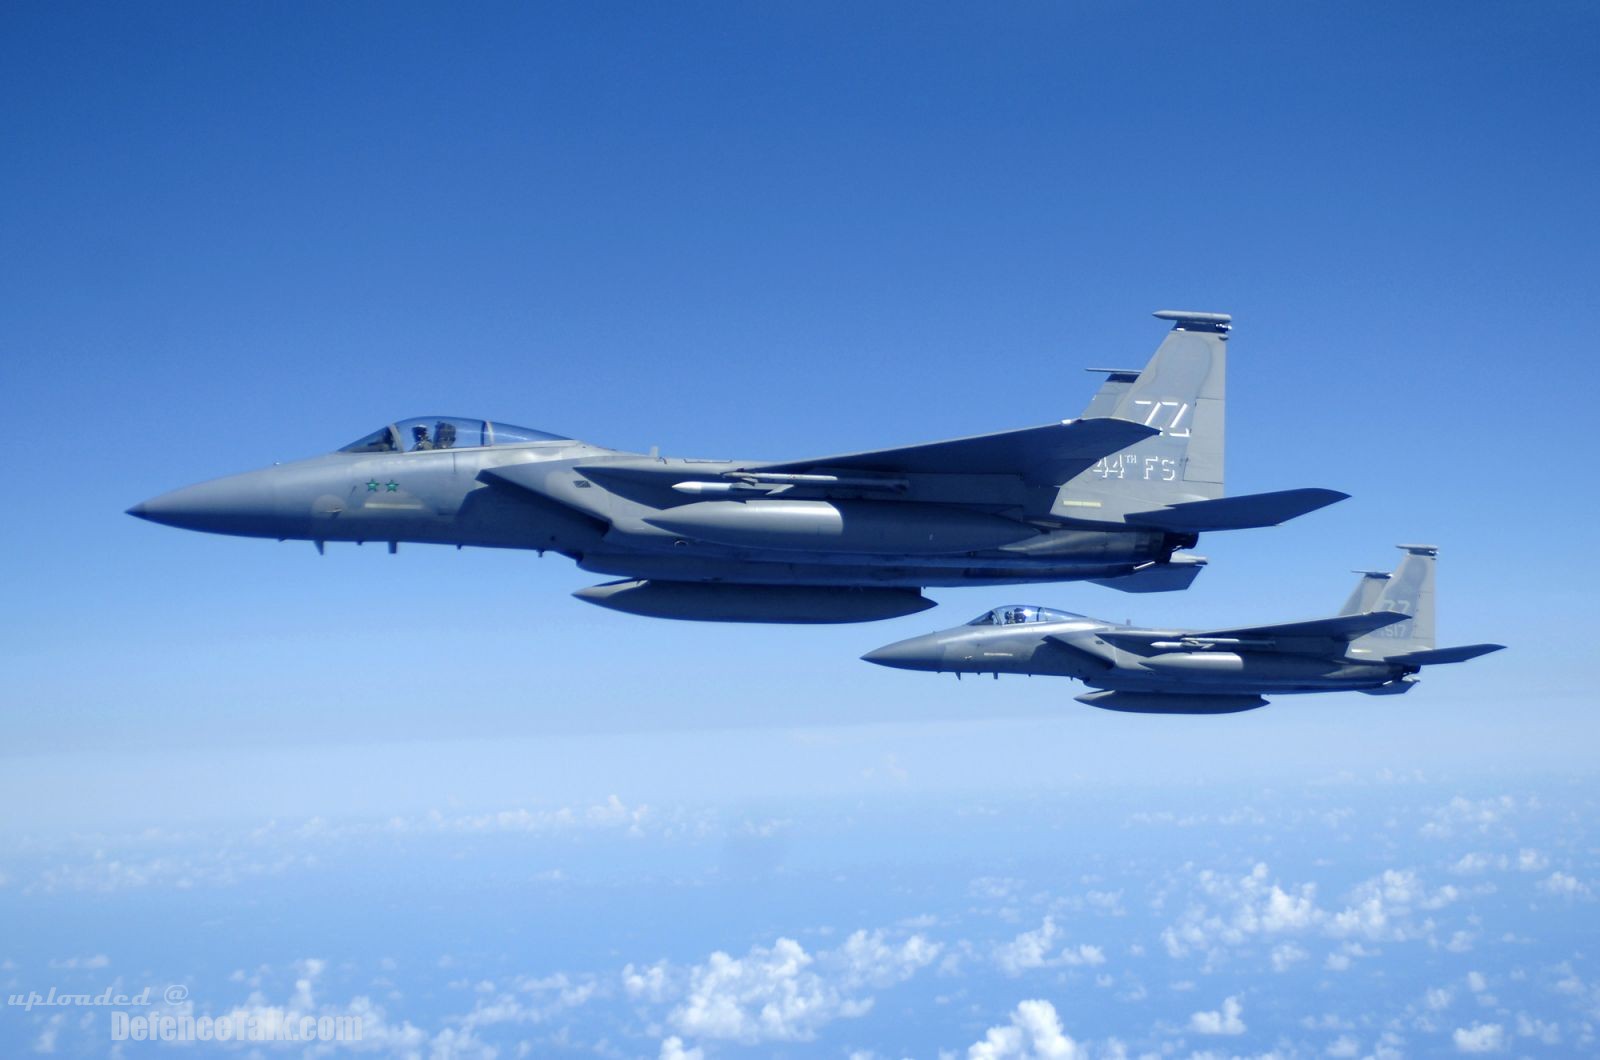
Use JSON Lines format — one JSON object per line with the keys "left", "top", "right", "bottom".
{"left": 3, "top": 1, "right": 1597, "bottom": 762}
{"left": 2, "top": 5, "right": 1599, "bottom": 1055}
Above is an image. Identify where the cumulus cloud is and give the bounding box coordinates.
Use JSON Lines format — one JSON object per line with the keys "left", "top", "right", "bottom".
{"left": 455, "top": 972, "right": 599, "bottom": 1035}
{"left": 1515, "top": 1013, "right": 1560, "bottom": 1045}
{"left": 1188, "top": 996, "right": 1246, "bottom": 1036}
{"left": 1449, "top": 853, "right": 1496, "bottom": 875}
{"left": 1516, "top": 849, "right": 1549, "bottom": 872}
{"left": 1160, "top": 862, "right": 1459, "bottom": 964}
{"left": 1536, "top": 872, "right": 1590, "bottom": 897}
{"left": 1421, "top": 796, "right": 1520, "bottom": 839}
{"left": 650, "top": 929, "right": 938, "bottom": 1044}
{"left": 968, "top": 999, "right": 1087, "bottom": 1059}
{"left": 624, "top": 960, "right": 675, "bottom": 1003}
{"left": 1270, "top": 943, "right": 1307, "bottom": 972}
{"left": 1452, "top": 1022, "right": 1504, "bottom": 1052}
{"left": 1447, "top": 848, "right": 1548, "bottom": 877}
{"left": 659, "top": 1036, "right": 704, "bottom": 1060}
{"left": 1160, "top": 863, "right": 1317, "bottom": 959}
{"left": 213, "top": 956, "right": 466, "bottom": 1056}
{"left": 994, "top": 918, "right": 1104, "bottom": 977}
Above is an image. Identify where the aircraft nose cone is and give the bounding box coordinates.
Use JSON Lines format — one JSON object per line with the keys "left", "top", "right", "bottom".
{"left": 126, "top": 471, "right": 283, "bottom": 535}
{"left": 861, "top": 634, "right": 945, "bottom": 671}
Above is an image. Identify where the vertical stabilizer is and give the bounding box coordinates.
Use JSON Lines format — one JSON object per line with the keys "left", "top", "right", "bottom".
{"left": 1339, "top": 570, "right": 1391, "bottom": 616}
{"left": 1349, "top": 545, "right": 1438, "bottom": 657}
{"left": 1080, "top": 368, "right": 1142, "bottom": 419}
{"left": 1055, "top": 311, "right": 1228, "bottom": 522}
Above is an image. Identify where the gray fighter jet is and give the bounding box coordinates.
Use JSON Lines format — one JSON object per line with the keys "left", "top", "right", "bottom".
{"left": 128, "top": 311, "right": 1345, "bottom": 623}
{"left": 862, "top": 546, "right": 1503, "bottom": 711}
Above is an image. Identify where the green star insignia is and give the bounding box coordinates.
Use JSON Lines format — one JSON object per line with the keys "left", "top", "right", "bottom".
{"left": 385, "top": 480, "right": 399, "bottom": 492}
{"left": 365, "top": 480, "right": 379, "bottom": 492}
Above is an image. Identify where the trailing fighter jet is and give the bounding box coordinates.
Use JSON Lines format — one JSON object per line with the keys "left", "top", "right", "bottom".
{"left": 127, "top": 311, "right": 1345, "bottom": 623}
{"left": 862, "top": 546, "right": 1503, "bottom": 711}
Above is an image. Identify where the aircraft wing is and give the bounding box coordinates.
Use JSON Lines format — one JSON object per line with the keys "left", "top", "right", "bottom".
{"left": 746, "top": 418, "right": 1158, "bottom": 486}
{"left": 1193, "top": 610, "right": 1412, "bottom": 642}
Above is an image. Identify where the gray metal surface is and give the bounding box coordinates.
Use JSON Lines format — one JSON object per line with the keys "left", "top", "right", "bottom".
{"left": 129, "top": 313, "right": 1347, "bottom": 623}
{"left": 862, "top": 547, "right": 1503, "bottom": 708}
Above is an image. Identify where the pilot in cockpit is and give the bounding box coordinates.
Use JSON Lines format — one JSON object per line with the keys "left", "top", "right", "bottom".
{"left": 411, "top": 425, "right": 434, "bottom": 451}
{"left": 434, "top": 421, "right": 457, "bottom": 449}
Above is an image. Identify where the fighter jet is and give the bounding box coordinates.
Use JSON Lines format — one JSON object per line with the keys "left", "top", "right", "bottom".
{"left": 862, "top": 546, "right": 1503, "bottom": 711}
{"left": 127, "top": 311, "right": 1345, "bottom": 623}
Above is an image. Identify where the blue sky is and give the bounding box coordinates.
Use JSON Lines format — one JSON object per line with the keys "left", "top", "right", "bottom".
{"left": 2, "top": 2, "right": 1599, "bottom": 1056}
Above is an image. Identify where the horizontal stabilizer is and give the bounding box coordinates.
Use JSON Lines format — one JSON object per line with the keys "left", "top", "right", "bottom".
{"left": 1089, "top": 553, "right": 1207, "bottom": 594}
{"left": 1124, "top": 487, "right": 1348, "bottom": 532}
{"left": 1197, "top": 610, "right": 1412, "bottom": 643}
{"left": 749, "top": 418, "right": 1157, "bottom": 486}
{"left": 1384, "top": 643, "right": 1506, "bottom": 666}
{"left": 1075, "top": 690, "right": 1268, "bottom": 714}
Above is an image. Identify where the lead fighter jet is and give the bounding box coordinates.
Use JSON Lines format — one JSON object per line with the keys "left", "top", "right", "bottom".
{"left": 128, "top": 311, "right": 1345, "bottom": 623}
{"left": 862, "top": 546, "right": 1503, "bottom": 711}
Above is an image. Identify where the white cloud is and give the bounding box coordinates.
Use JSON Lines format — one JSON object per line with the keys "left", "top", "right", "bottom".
{"left": 456, "top": 972, "right": 599, "bottom": 1034}
{"left": 671, "top": 939, "right": 826, "bottom": 1042}
{"left": 1452, "top": 1022, "right": 1504, "bottom": 1052}
{"left": 997, "top": 918, "right": 1061, "bottom": 976}
{"left": 624, "top": 960, "right": 675, "bottom": 1003}
{"left": 1536, "top": 872, "right": 1590, "bottom": 897}
{"left": 662, "top": 930, "right": 939, "bottom": 1044}
{"left": 994, "top": 918, "right": 1103, "bottom": 976}
{"left": 1515, "top": 1013, "right": 1560, "bottom": 1045}
{"left": 1270, "top": 943, "right": 1307, "bottom": 972}
{"left": 1421, "top": 796, "right": 1519, "bottom": 839}
{"left": 970, "top": 877, "right": 1023, "bottom": 901}
{"left": 1325, "top": 1035, "right": 1360, "bottom": 1058}
{"left": 1449, "top": 853, "right": 1496, "bottom": 875}
{"left": 1160, "top": 863, "right": 1320, "bottom": 959}
{"left": 1466, "top": 971, "right": 1487, "bottom": 993}
{"left": 1516, "top": 849, "right": 1548, "bottom": 872}
{"left": 46, "top": 955, "right": 109, "bottom": 970}
{"left": 967, "top": 999, "right": 1087, "bottom": 1060}
{"left": 837, "top": 928, "right": 942, "bottom": 988}
{"left": 1061, "top": 945, "right": 1105, "bottom": 968}
{"left": 659, "top": 1036, "right": 704, "bottom": 1060}
{"left": 32, "top": 1013, "right": 63, "bottom": 1054}
{"left": 1160, "top": 860, "right": 1461, "bottom": 966}
{"left": 1189, "top": 996, "right": 1246, "bottom": 1036}
{"left": 216, "top": 957, "right": 451, "bottom": 1056}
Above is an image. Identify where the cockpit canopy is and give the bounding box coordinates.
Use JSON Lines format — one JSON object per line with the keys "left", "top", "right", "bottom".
{"left": 966, "top": 605, "right": 1083, "bottom": 627}
{"left": 340, "top": 417, "right": 569, "bottom": 454}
